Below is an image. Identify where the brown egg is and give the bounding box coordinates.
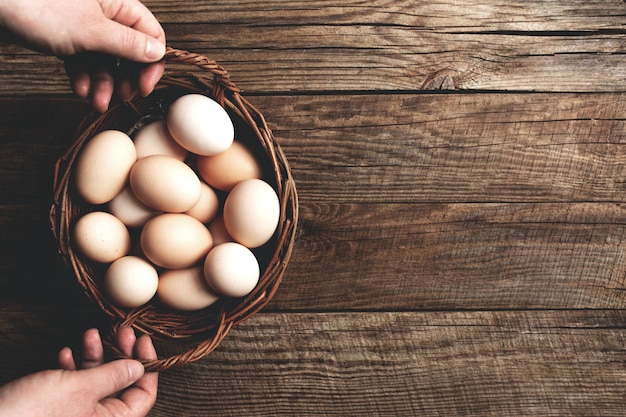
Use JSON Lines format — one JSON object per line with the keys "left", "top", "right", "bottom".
{"left": 133, "top": 120, "right": 188, "bottom": 161}
{"left": 184, "top": 182, "right": 220, "bottom": 224}
{"left": 157, "top": 267, "right": 220, "bottom": 311}
{"left": 223, "top": 179, "right": 280, "bottom": 248}
{"left": 196, "top": 140, "right": 262, "bottom": 192}
{"left": 74, "top": 130, "right": 136, "bottom": 204}
{"left": 140, "top": 213, "right": 213, "bottom": 269}
{"left": 130, "top": 155, "right": 202, "bottom": 213}
{"left": 73, "top": 211, "right": 131, "bottom": 263}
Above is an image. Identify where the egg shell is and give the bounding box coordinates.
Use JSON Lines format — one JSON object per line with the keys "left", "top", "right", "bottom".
{"left": 108, "top": 186, "right": 159, "bottom": 228}
{"left": 184, "top": 182, "right": 220, "bottom": 224}
{"left": 104, "top": 256, "right": 159, "bottom": 308}
{"left": 196, "top": 140, "right": 262, "bottom": 191}
{"left": 133, "top": 119, "right": 188, "bottom": 161}
{"left": 203, "top": 242, "right": 260, "bottom": 298}
{"left": 157, "top": 267, "right": 220, "bottom": 311}
{"left": 223, "top": 179, "right": 280, "bottom": 248}
{"left": 166, "top": 94, "right": 234, "bottom": 156}
{"left": 74, "top": 130, "right": 137, "bottom": 204}
{"left": 208, "top": 215, "right": 233, "bottom": 246}
{"left": 130, "top": 154, "right": 202, "bottom": 213}
{"left": 73, "top": 211, "right": 131, "bottom": 263}
{"left": 141, "top": 213, "right": 213, "bottom": 269}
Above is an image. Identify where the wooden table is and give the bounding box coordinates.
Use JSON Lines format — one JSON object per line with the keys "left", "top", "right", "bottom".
{"left": 2, "top": 1, "right": 626, "bottom": 415}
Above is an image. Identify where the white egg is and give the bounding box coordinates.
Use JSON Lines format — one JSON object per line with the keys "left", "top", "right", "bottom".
{"left": 203, "top": 242, "right": 259, "bottom": 298}
{"left": 166, "top": 94, "right": 234, "bottom": 156}
{"left": 104, "top": 256, "right": 159, "bottom": 308}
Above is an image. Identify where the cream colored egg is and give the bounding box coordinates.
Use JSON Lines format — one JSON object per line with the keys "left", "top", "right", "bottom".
{"left": 166, "top": 94, "right": 234, "bottom": 156}
{"left": 140, "top": 213, "right": 213, "bottom": 269}
{"left": 73, "top": 211, "right": 131, "bottom": 263}
{"left": 74, "top": 130, "right": 137, "bottom": 204}
{"left": 184, "top": 182, "right": 219, "bottom": 224}
{"left": 130, "top": 154, "right": 202, "bottom": 213}
{"left": 108, "top": 186, "right": 159, "bottom": 228}
{"left": 203, "top": 242, "right": 259, "bottom": 298}
{"left": 196, "top": 140, "right": 262, "bottom": 191}
{"left": 208, "top": 215, "right": 233, "bottom": 246}
{"left": 157, "top": 267, "right": 220, "bottom": 311}
{"left": 223, "top": 179, "right": 280, "bottom": 248}
{"left": 104, "top": 256, "right": 158, "bottom": 308}
{"left": 133, "top": 120, "right": 188, "bottom": 161}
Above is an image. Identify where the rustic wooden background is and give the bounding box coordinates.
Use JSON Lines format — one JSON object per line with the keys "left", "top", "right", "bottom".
{"left": 2, "top": 1, "right": 626, "bottom": 415}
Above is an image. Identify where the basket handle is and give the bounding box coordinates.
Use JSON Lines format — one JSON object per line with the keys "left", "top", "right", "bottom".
{"left": 162, "top": 47, "right": 241, "bottom": 101}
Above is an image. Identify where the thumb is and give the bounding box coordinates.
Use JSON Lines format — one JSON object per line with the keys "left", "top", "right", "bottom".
{"left": 77, "top": 359, "right": 145, "bottom": 399}
{"left": 84, "top": 19, "right": 166, "bottom": 62}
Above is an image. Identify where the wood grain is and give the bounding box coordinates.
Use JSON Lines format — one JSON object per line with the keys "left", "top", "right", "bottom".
{"left": 2, "top": 1, "right": 626, "bottom": 95}
{"left": 3, "top": 95, "right": 626, "bottom": 311}
{"left": 1, "top": 309, "right": 625, "bottom": 416}
{"left": 1, "top": 1, "right": 626, "bottom": 416}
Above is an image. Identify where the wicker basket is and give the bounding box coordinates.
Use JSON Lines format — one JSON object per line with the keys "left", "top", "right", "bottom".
{"left": 49, "top": 47, "right": 298, "bottom": 372}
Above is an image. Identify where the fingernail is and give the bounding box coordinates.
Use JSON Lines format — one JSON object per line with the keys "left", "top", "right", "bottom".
{"left": 145, "top": 38, "right": 165, "bottom": 61}
{"left": 127, "top": 360, "right": 145, "bottom": 382}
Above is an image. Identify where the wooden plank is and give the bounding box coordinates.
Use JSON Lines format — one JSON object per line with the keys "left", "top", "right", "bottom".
{"left": 1, "top": 310, "right": 625, "bottom": 416}
{"left": 5, "top": 94, "right": 626, "bottom": 205}
{"left": 2, "top": 1, "right": 626, "bottom": 94}
{"left": 264, "top": 92, "right": 626, "bottom": 204}
{"left": 4, "top": 201, "right": 626, "bottom": 311}
{"left": 274, "top": 201, "right": 626, "bottom": 310}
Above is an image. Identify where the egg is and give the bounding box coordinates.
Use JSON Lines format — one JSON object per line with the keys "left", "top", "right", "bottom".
{"left": 140, "top": 213, "right": 213, "bottom": 269}
{"left": 196, "top": 140, "right": 262, "bottom": 191}
{"left": 133, "top": 119, "right": 188, "bottom": 161}
{"left": 223, "top": 179, "right": 280, "bottom": 248}
{"left": 130, "top": 154, "right": 202, "bottom": 213}
{"left": 108, "top": 186, "right": 159, "bottom": 228}
{"left": 184, "top": 182, "right": 220, "bottom": 224}
{"left": 208, "top": 215, "right": 233, "bottom": 246}
{"left": 104, "top": 256, "right": 159, "bottom": 308}
{"left": 157, "top": 267, "right": 220, "bottom": 311}
{"left": 74, "top": 130, "right": 137, "bottom": 204}
{"left": 73, "top": 211, "right": 131, "bottom": 263}
{"left": 203, "top": 242, "right": 260, "bottom": 298}
{"left": 166, "top": 94, "right": 234, "bottom": 156}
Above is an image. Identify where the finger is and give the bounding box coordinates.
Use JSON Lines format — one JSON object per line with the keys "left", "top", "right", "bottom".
{"left": 115, "top": 326, "right": 137, "bottom": 358}
{"left": 89, "top": 70, "right": 115, "bottom": 113}
{"left": 63, "top": 57, "right": 90, "bottom": 98}
{"left": 77, "top": 359, "right": 145, "bottom": 400}
{"left": 80, "top": 328, "right": 105, "bottom": 369}
{"left": 58, "top": 346, "right": 77, "bottom": 371}
{"left": 133, "top": 334, "right": 158, "bottom": 392}
{"left": 99, "top": 0, "right": 166, "bottom": 41}
{"left": 116, "top": 60, "right": 141, "bottom": 101}
{"left": 83, "top": 18, "right": 165, "bottom": 63}
{"left": 137, "top": 61, "right": 165, "bottom": 97}
{"left": 118, "top": 334, "right": 159, "bottom": 414}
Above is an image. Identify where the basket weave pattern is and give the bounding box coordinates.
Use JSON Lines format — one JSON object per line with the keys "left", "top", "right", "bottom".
{"left": 49, "top": 48, "right": 298, "bottom": 372}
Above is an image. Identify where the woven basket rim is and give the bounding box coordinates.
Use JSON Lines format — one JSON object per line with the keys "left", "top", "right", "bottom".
{"left": 49, "top": 47, "right": 298, "bottom": 372}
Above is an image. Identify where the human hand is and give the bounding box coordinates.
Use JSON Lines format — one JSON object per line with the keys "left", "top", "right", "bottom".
{"left": 0, "top": 0, "right": 167, "bottom": 112}
{"left": 0, "top": 326, "right": 158, "bottom": 417}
